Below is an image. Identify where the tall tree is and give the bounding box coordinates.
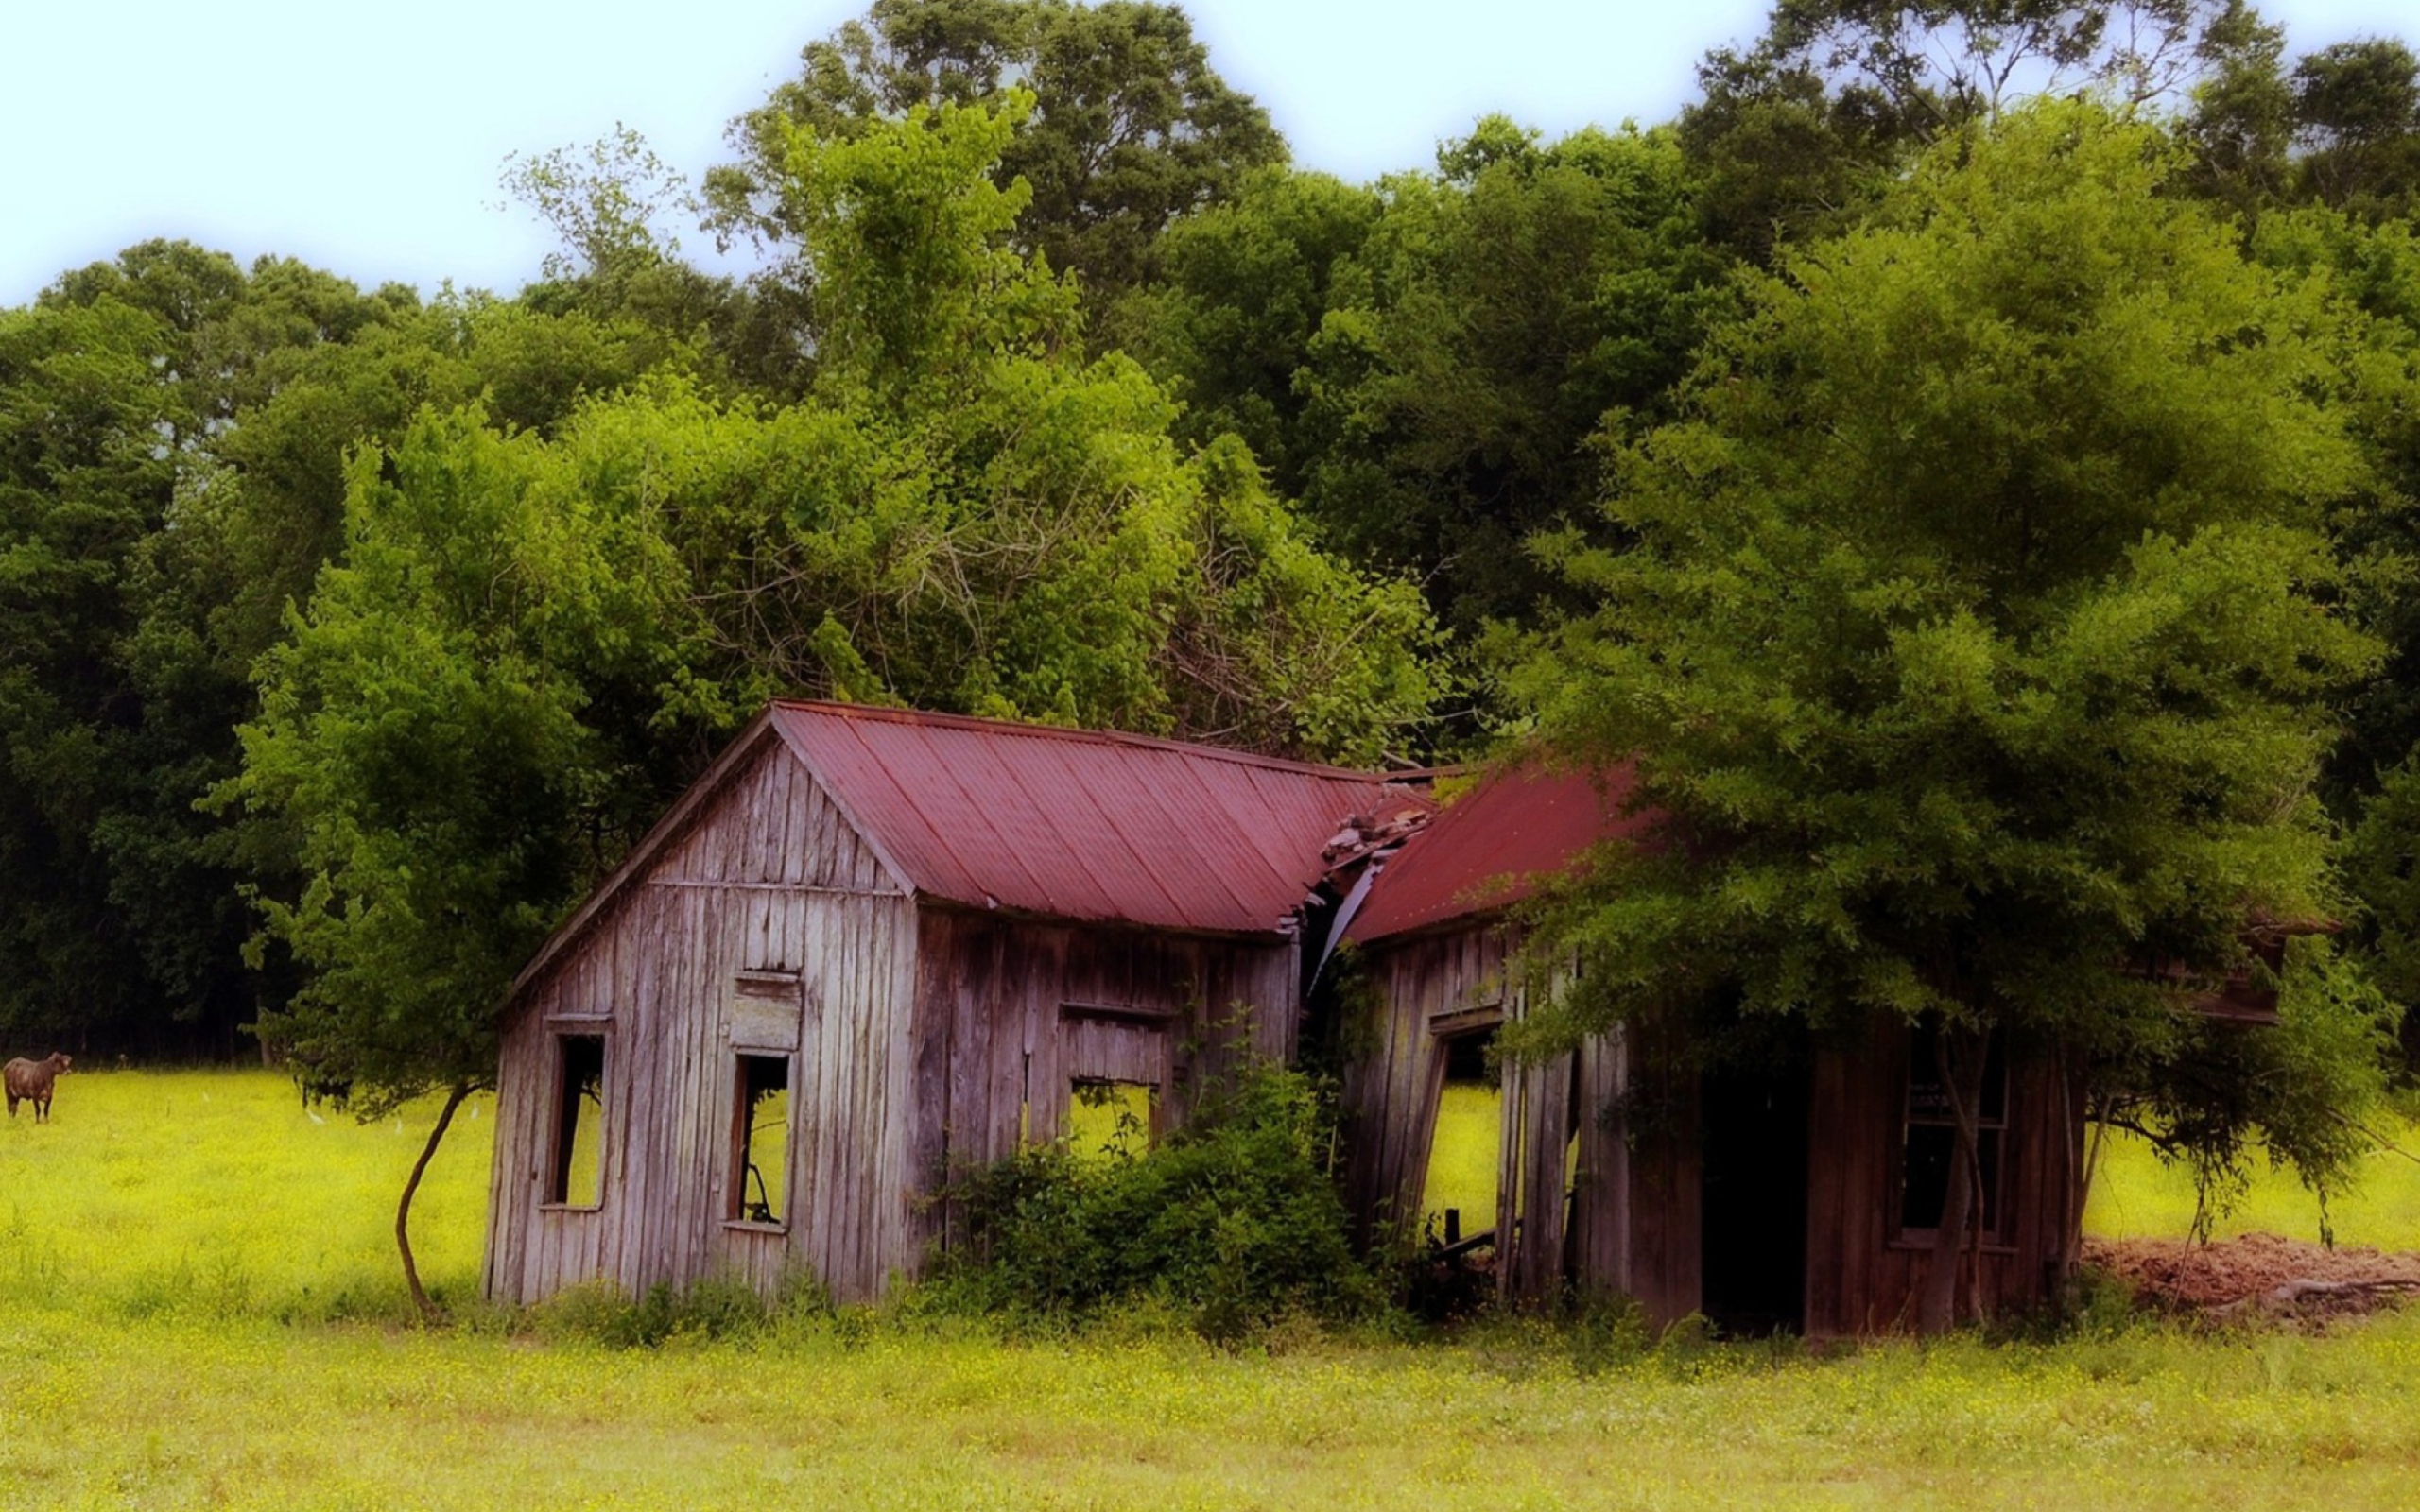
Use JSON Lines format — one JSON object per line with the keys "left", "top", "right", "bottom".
{"left": 1512, "top": 104, "right": 2398, "bottom": 1330}
{"left": 234, "top": 407, "right": 702, "bottom": 1317}
{"left": 2292, "top": 39, "right": 2420, "bottom": 215}
{"left": 707, "top": 0, "right": 1284, "bottom": 308}
{"left": 0, "top": 262, "right": 191, "bottom": 1049}
{"left": 2257, "top": 211, "right": 2420, "bottom": 1063}
{"left": 0, "top": 224, "right": 706, "bottom": 1060}
{"left": 0, "top": 244, "right": 405, "bottom": 1053}
{"left": 2176, "top": 0, "right": 2296, "bottom": 215}
{"left": 1122, "top": 122, "right": 1733, "bottom": 649}
{"left": 1682, "top": 0, "right": 2245, "bottom": 259}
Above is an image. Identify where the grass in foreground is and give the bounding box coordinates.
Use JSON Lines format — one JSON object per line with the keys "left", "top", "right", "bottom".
{"left": 5, "top": 1299, "right": 2420, "bottom": 1508}
{"left": 5, "top": 1069, "right": 2420, "bottom": 1508}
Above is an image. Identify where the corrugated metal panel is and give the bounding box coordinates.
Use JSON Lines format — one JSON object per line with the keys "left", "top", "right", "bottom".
{"left": 769, "top": 701, "right": 1428, "bottom": 936}
{"left": 1345, "top": 761, "right": 1650, "bottom": 944}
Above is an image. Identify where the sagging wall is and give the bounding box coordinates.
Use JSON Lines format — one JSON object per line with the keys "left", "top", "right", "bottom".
{"left": 485, "top": 743, "right": 921, "bottom": 1306}
{"left": 908, "top": 907, "right": 1301, "bottom": 1254}
{"left": 1339, "top": 921, "right": 1690, "bottom": 1311}
{"left": 1340, "top": 922, "right": 2085, "bottom": 1332}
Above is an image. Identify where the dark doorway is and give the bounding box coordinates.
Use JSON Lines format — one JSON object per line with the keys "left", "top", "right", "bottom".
{"left": 1699, "top": 1057, "right": 1810, "bottom": 1335}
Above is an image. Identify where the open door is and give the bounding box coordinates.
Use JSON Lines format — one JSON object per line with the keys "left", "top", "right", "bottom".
{"left": 1699, "top": 1057, "right": 1810, "bottom": 1335}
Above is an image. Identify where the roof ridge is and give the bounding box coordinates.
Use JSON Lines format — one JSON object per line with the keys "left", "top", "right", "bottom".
{"left": 769, "top": 698, "right": 1410, "bottom": 784}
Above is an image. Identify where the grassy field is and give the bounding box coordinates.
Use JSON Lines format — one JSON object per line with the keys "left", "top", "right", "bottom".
{"left": 2085, "top": 1122, "right": 2420, "bottom": 1250}
{"left": 4, "top": 1068, "right": 2420, "bottom": 1509}
{"left": 0, "top": 1067, "right": 493, "bottom": 1323}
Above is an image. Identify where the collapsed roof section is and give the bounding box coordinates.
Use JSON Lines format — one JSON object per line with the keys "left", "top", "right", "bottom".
{"left": 1341, "top": 760, "right": 1649, "bottom": 946}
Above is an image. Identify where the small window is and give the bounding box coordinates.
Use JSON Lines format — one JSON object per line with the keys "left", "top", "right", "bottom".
{"left": 1067, "top": 1079, "right": 1154, "bottom": 1162}
{"left": 1898, "top": 1022, "right": 2007, "bottom": 1236}
{"left": 730, "top": 1054, "right": 791, "bottom": 1226}
{"left": 547, "top": 1034, "right": 607, "bottom": 1208}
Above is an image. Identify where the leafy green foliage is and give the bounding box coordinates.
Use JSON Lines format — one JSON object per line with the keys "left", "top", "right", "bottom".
{"left": 0, "top": 228, "right": 704, "bottom": 1059}
{"left": 661, "top": 100, "right": 1441, "bottom": 758}
{"left": 0, "top": 244, "right": 425, "bottom": 1051}
{"left": 926, "top": 1064, "right": 1385, "bottom": 1337}
{"left": 233, "top": 406, "right": 706, "bottom": 1111}
{"left": 1681, "top": 1, "right": 2242, "bottom": 260}
{"left": 2098, "top": 939, "right": 2402, "bottom": 1238}
{"left": 2180, "top": 16, "right": 2420, "bottom": 220}
{"left": 709, "top": 0, "right": 1284, "bottom": 306}
{"left": 1513, "top": 103, "right": 2392, "bottom": 1216}
{"left": 2292, "top": 39, "right": 2420, "bottom": 215}
{"left": 1124, "top": 121, "right": 1733, "bottom": 645}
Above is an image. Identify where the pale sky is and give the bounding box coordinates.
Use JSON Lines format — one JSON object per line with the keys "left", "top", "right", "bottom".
{"left": 3, "top": 0, "right": 2415, "bottom": 306}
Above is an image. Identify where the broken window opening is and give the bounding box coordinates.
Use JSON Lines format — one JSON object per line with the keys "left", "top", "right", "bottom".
{"left": 1899, "top": 1022, "right": 2009, "bottom": 1237}
{"left": 1067, "top": 1079, "right": 1154, "bottom": 1162}
{"left": 1424, "top": 1028, "right": 1501, "bottom": 1247}
{"left": 546, "top": 1033, "right": 606, "bottom": 1208}
{"left": 730, "top": 1053, "right": 791, "bottom": 1226}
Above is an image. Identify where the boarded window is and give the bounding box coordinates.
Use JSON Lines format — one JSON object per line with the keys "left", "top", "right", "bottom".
{"left": 547, "top": 1033, "right": 606, "bottom": 1208}
{"left": 730, "top": 1053, "right": 791, "bottom": 1226}
{"left": 1060, "top": 1001, "right": 1170, "bottom": 1155}
{"left": 1067, "top": 1079, "right": 1154, "bottom": 1161}
{"left": 1424, "top": 1029, "right": 1501, "bottom": 1245}
{"left": 1899, "top": 1023, "right": 2008, "bottom": 1235}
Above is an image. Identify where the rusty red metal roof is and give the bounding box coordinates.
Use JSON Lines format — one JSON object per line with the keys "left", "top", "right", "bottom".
{"left": 769, "top": 701, "right": 1430, "bottom": 936}
{"left": 1345, "top": 760, "right": 1649, "bottom": 944}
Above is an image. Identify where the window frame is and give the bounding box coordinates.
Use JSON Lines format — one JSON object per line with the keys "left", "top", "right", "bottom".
{"left": 1890, "top": 1023, "right": 2012, "bottom": 1250}
{"left": 542, "top": 1028, "right": 610, "bottom": 1212}
{"left": 725, "top": 1049, "right": 796, "bottom": 1233}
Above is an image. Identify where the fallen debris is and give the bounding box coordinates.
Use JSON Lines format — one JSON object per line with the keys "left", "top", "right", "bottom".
{"left": 2086, "top": 1231, "right": 2420, "bottom": 1319}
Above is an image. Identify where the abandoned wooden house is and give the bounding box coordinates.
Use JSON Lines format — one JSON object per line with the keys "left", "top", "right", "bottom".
{"left": 1332, "top": 761, "right": 2093, "bottom": 1336}
{"left": 481, "top": 700, "right": 1429, "bottom": 1306}
{"left": 487, "top": 699, "right": 2264, "bottom": 1333}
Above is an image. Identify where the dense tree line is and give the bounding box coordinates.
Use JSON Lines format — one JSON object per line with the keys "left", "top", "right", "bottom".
{"left": 11, "top": 0, "right": 2420, "bottom": 1314}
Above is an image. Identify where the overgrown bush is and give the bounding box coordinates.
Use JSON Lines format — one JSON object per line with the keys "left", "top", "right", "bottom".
{"left": 923, "top": 1063, "right": 1387, "bottom": 1338}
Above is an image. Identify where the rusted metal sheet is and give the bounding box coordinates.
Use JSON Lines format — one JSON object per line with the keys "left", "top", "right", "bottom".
{"left": 769, "top": 700, "right": 1427, "bottom": 936}
{"left": 1346, "top": 761, "right": 1648, "bottom": 944}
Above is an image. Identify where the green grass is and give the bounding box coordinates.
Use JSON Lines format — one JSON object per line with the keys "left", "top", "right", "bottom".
{"left": 0, "top": 1066, "right": 494, "bottom": 1322}
{"left": 7, "top": 1305, "right": 2420, "bottom": 1509}
{"left": 2084, "top": 1122, "right": 2420, "bottom": 1248}
{"left": 6, "top": 1068, "right": 2420, "bottom": 1508}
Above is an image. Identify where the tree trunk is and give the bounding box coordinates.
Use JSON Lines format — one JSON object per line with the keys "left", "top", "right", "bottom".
{"left": 2062, "top": 1053, "right": 2095, "bottom": 1302}
{"left": 1914, "top": 1026, "right": 1987, "bottom": 1334}
{"left": 398, "top": 1082, "right": 474, "bottom": 1325}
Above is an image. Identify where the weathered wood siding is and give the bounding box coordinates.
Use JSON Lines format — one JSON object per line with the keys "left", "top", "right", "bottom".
{"left": 1340, "top": 926, "right": 1511, "bottom": 1247}
{"left": 908, "top": 907, "right": 1301, "bottom": 1252}
{"left": 1343, "top": 925, "right": 2093, "bottom": 1334}
{"left": 1612, "top": 1030, "right": 1702, "bottom": 1325}
{"left": 1802, "top": 1021, "right": 2083, "bottom": 1334}
{"left": 1341, "top": 920, "right": 1676, "bottom": 1310}
{"left": 485, "top": 743, "right": 920, "bottom": 1306}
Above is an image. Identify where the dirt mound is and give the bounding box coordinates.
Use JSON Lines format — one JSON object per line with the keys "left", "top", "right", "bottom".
{"left": 2086, "top": 1231, "right": 2420, "bottom": 1318}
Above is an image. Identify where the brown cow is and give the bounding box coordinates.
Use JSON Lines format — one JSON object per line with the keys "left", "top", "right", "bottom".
{"left": 5, "top": 1054, "right": 71, "bottom": 1122}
